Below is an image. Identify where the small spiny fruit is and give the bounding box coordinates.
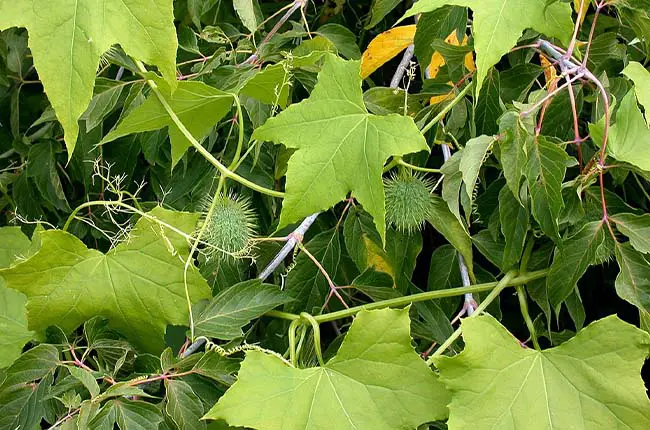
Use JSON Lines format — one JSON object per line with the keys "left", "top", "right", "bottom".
{"left": 384, "top": 171, "right": 434, "bottom": 232}
{"left": 201, "top": 192, "right": 257, "bottom": 260}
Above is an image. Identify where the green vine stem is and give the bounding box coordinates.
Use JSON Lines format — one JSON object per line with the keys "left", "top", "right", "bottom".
{"left": 420, "top": 82, "right": 474, "bottom": 134}
{"left": 184, "top": 175, "right": 226, "bottom": 340}
{"left": 516, "top": 286, "right": 541, "bottom": 350}
{"left": 426, "top": 270, "right": 518, "bottom": 364}
{"left": 300, "top": 312, "right": 325, "bottom": 366}
{"left": 516, "top": 238, "right": 541, "bottom": 350}
{"left": 398, "top": 158, "right": 441, "bottom": 173}
{"left": 288, "top": 318, "right": 301, "bottom": 366}
{"left": 265, "top": 269, "right": 548, "bottom": 324}
{"left": 63, "top": 200, "right": 188, "bottom": 239}
{"left": 132, "top": 60, "right": 284, "bottom": 198}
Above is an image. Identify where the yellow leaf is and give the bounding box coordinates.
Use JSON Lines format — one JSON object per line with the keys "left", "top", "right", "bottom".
{"left": 360, "top": 25, "right": 416, "bottom": 78}
{"left": 540, "top": 54, "right": 558, "bottom": 89}
{"left": 362, "top": 237, "right": 397, "bottom": 284}
{"left": 574, "top": 0, "right": 588, "bottom": 25}
{"left": 428, "top": 31, "right": 475, "bottom": 104}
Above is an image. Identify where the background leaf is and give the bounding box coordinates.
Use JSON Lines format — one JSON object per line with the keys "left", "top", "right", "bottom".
{"left": 0, "top": 0, "right": 178, "bottom": 155}
{"left": 194, "top": 279, "right": 291, "bottom": 340}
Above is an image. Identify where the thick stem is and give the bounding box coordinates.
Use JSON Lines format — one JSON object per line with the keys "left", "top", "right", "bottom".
{"left": 313, "top": 269, "right": 548, "bottom": 324}
{"left": 516, "top": 285, "right": 541, "bottom": 350}
{"left": 426, "top": 270, "right": 518, "bottom": 364}
{"left": 184, "top": 176, "right": 226, "bottom": 341}
{"left": 258, "top": 213, "right": 319, "bottom": 280}
{"left": 398, "top": 157, "right": 441, "bottom": 173}
{"left": 420, "top": 82, "right": 473, "bottom": 134}
{"left": 244, "top": 0, "right": 306, "bottom": 65}
{"left": 390, "top": 44, "right": 416, "bottom": 89}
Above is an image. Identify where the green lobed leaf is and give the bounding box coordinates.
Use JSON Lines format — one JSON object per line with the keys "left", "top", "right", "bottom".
{"left": 0, "top": 344, "right": 59, "bottom": 429}
{"left": 591, "top": 89, "right": 650, "bottom": 173}
{"left": 233, "top": 0, "right": 262, "bottom": 34}
{"left": 622, "top": 61, "right": 650, "bottom": 120}
{"left": 402, "top": 0, "right": 573, "bottom": 95}
{"left": 194, "top": 279, "right": 292, "bottom": 340}
{"left": 253, "top": 54, "right": 428, "bottom": 243}
{"left": 526, "top": 136, "right": 570, "bottom": 243}
{"left": 204, "top": 308, "right": 450, "bottom": 429}
{"left": 26, "top": 141, "right": 70, "bottom": 212}
{"left": 240, "top": 63, "right": 290, "bottom": 108}
{"left": 612, "top": 213, "right": 650, "bottom": 254}
{"left": 101, "top": 79, "right": 233, "bottom": 168}
{"left": 165, "top": 379, "right": 207, "bottom": 430}
{"left": 498, "top": 186, "right": 529, "bottom": 270}
{"left": 427, "top": 195, "right": 475, "bottom": 282}
{"left": 434, "top": 314, "right": 650, "bottom": 429}
{"left": 0, "top": 0, "right": 178, "bottom": 157}
{"left": 546, "top": 221, "right": 607, "bottom": 312}
{"left": 286, "top": 228, "right": 341, "bottom": 313}
{"left": 498, "top": 111, "right": 534, "bottom": 203}
{"left": 474, "top": 69, "right": 503, "bottom": 136}
{"left": 615, "top": 243, "right": 650, "bottom": 313}
{"left": 365, "top": 0, "right": 402, "bottom": 29}
{"left": 89, "top": 399, "right": 164, "bottom": 429}
{"left": 316, "top": 24, "right": 361, "bottom": 60}
{"left": 0, "top": 227, "right": 33, "bottom": 369}
{"left": 66, "top": 365, "right": 100, "bottom": 398}
{"left": 0, "top": 207, "right": 211, "bottom": 353}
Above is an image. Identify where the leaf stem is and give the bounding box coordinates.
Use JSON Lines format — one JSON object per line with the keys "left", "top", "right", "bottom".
{"left": 132, "top": 60, "right": 284, "bottom": 198}
{"left": 314, "top": 269, "right": 547, "bottom": 324}
{"left": 184, "top": 175, "right": 226, "bottom": 341}
{"left": 420, "top": 82, "right": 473, "bottom": 134}
{"left": 516, "top": 286, "right": 541, "bottom": 350}
{"left": 426, "top": 270, "right": 518, "bottom": 364}
{"left": 397, "top": 157, "right": 441, "bottom": 173}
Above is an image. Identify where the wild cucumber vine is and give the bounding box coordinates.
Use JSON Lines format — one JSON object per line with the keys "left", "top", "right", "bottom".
{"left": 1, "top": 0, "right": 650, "bottom": 429}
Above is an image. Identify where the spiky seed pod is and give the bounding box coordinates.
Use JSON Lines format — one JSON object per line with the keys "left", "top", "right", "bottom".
{"left": 201, "top": 192, "right": 257, "bottom": 260}
{"left": 384, "top": 171, "right": 434, "bottom": 232}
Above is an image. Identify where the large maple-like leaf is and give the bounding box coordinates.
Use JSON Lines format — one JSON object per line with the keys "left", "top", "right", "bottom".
{"left": 402, "top": 0, "right": 573, "bottom": 94}
{"left": 253, "top": 54, "right": 428, "bottom": 242}
{"left": 434, "top": 314, "right": 650, "bottom": 429}
{"left": 0, "top": 0, "right": 178, "bottom": 157}
{"left": 204, "top": 308, "right": 450, "bottom": 429}
{"left": 0, "top": 207, "right": 210, "bottom": 353}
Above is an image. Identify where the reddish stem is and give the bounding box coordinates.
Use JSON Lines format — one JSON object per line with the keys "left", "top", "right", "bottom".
{"left": 566, "top": 81, "right": 584, "bottom": 168}
{"left": 582, "top": 3, "right": 605, "bottom": 67}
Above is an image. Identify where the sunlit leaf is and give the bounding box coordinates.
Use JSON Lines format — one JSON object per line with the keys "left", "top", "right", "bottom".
{"left": 434, "top": 314, "right": 650, "bottom": 429}
{"left": 0, "top": 207, "right": 211, "bottom": 352}
{"left": 204, "top": 308, "right": 450, "bottom": 429}
{"left": 0, "top": 0, "right": 177, "bottom": 156}
{"left": 253, "top": 54, "right": 428, "bottom": 242}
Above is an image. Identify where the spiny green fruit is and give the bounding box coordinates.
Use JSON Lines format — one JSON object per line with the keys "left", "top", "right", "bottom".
{"left": 201, "top": 193, "right": 257, "bottom": 259}
{"left": 384, "top": 172, "right": 434, "bottom": 232}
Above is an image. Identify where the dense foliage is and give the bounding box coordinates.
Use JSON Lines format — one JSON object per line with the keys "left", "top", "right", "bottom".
{"left": 0, "top": 0, "right": 649, "bottom": 428}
